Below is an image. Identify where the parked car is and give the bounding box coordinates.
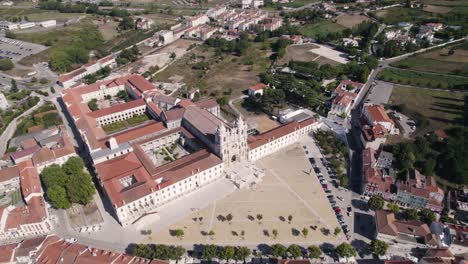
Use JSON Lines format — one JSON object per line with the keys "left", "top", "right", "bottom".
{"left": 334, "top": 208, "right": 341, "bottom": 213}
{"left": 327, "top": 195, "right": 334, "bottom": 199}
{"left": 322, "top": 184, "right": 328, "bottom": 189}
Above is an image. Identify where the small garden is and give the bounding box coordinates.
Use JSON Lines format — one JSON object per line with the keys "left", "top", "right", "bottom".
{"left": 14, "top": 102, "right": 62, "bottom": 136}
{"left": 102, "top": 121, "right": 126, "bottom": 133}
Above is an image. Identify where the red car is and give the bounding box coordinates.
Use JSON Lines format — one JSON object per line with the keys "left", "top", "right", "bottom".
{"left": 334, "top": 208, "right": 341, "bottom": 213}
{"left": 322, "top": 184, "right": 328, "bottom": 189}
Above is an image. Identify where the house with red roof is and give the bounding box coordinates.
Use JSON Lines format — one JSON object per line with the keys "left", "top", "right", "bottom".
{"left": 248, "top": 83, "right": 268, "bottom": 97}
{"left": 360, "top": 104, "right": 399, "bottom": 149}
{"left": 328, "top": 80, "right": 364, "bottom": 118}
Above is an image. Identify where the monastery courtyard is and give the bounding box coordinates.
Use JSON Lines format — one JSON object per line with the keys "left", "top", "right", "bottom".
{"left": 147, "top": 143, "right": 342, "bottom": 245}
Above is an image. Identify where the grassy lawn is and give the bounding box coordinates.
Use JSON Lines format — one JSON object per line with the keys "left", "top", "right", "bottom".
{"left": 378, "top": 68, "right": 468, "bottom": 90}
{"left": 388, "top": 85, "right": 465, "bottom": 135}
{"left": 156, "top": 41, "right": 272, "bottom": 99}
{"left": 0, "top": 8, "right": 80, "bottom": 22}
{"left": 391, "top": 43, "right": 468, "bottom": 76}
{"left": 127, "top": 114, "right": 150, "bottom": 126}
{"left": 10, "top": 189, "right": 21, "bottom": 206}
{"left": 102, "top": 121, "right": 126, "bottom": 133}
{"left": 14, "top": 20, "right": 98, "bottom": 66}
{"left": 421, "top": 0, "right": 468, "bottom": 7}
{"left": 298, "top": 21, "right": 345, "bottom": 38}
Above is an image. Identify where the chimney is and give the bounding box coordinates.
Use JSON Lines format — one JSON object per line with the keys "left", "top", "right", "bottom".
{"left": 108, "top": 137, "right": 118, "bottom": 150}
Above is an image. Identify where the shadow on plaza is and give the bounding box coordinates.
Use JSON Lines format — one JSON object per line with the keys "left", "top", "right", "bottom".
{"left": 354, "top": 212, "right": 375, "bottom": 240}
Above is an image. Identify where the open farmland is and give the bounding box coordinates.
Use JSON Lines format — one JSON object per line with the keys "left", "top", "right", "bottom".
{"left": 422, "top": 5, "right": 452, "bottom": 14}
{"left": 391, "top": 43, "right": 468, "bottom": 76}
{"left": 0, "top": 7, "right": 82, "bottom": 22}
{"left": 378, "top": 68, "right": 468, "bottom": 90}
{"left": 155, "top": 42, "right": 272, "bottom": 99}
{"left": 371, "top": 7, "right": 436, "bottom": 24}
{"left": 388, "top": 85, "right": 465, "bottom": 135}
{"left": 299, "top": 21, "right": 345, "bottom": 38}
{"left": 336, "top": 14, "right": 369, "bottom": 28}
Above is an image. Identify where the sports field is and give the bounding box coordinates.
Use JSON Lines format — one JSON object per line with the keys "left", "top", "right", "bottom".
{"left": 148, "top": 144, "right": 342, "bottom": 245}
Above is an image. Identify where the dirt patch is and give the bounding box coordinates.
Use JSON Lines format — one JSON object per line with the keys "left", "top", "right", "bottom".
{"left": 96, "top": 20, "right": 119, "bottom": 41}
{"left": 422, "top": 4, "right": 452, "bottom": 13}
{"left": 278, "top": 44, "right": 319, "bottom": 65}
{"left": 336, "top": 14, "right": 370, "bottom": 28}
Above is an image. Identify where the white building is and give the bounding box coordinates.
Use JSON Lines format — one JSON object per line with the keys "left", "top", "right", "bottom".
{"left": 0, "top": 21, "right": 18, "bottom": 30}
{"left": 155, "top": 30, "right": 174, "bottom": 45}
{"left": 38, "top": 20, "right": 56, "bottom": 28}
{"left": 248, "top": 83, "right": 267, "bottom": 97}
{"left": 186, "top": 14, "right": 209, "bottom": 27}
{"left": 18, "top": 22, "right": 35, "bottom": 30}
{"left": 0, "top": 92, "right": 9, "bottom": 110}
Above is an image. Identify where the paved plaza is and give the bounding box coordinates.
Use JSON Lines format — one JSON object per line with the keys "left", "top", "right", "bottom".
{"left": 148, "top": 143, "right": 343, "bottom": 245}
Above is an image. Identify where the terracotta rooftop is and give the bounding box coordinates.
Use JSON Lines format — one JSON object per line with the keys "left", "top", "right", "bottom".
{"left": 98, "top": 121, "right": 166, "bottom": 148}
{"left": 0, "top": 243, "right": 17, "bottom": 263}
{"left": 248, "top": 118, "right": 316, "bottom": 149}
{"left": 249, "top": 83, "right": 268, "bottom": 91}
{"left": 127, "top": 75, "right": 156, "bottom": 94}
{"left": 194, "top": 98, "right": 218, "bottom": 110}
{"left": 88, "top": 99, "right": 146, "bottom": 119}
{"left": 75, "top": 248, "right": 121, "bottom": 264}
{"left": 333, "top": 91, "right": 357, "bottom": 107}
{"left": 18, "top": 160, "right": 42, "bottom": 201}
{"left": 434, "top": 129, "right": 448, "bottom": 139}
{"left": 14, "top": 235, "right": 47, "bottom": 258}
{"left": 21, "top": 138, "right": 39, "bottom": 149}
{"left": 10, "top": 145, "right": 41, "bottom": 161}
{"left": 365, "top": 105, "right": 393, "bottom": 124}
{"left": 0, "top": 165, "right": 19, "bottom": 183}
{"left": 4, "top": 197, "right": 47, "bottom": 231}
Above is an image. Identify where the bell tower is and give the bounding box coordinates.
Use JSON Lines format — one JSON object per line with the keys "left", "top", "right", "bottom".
{"left": 217, "top": 117, "right": 249, "bottom": 166}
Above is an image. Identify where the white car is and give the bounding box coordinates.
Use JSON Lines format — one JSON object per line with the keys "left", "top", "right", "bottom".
{"left": 320, "top": 179, "right": 328, "bottom": 184}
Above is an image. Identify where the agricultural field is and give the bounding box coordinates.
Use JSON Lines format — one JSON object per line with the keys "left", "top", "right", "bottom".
{"left": 422, "top": 5, "right": 452, "bottom": 14}
{"left": 335, "top": 14, "right": 369, "bottom": 28}
{"left": 0, "top": 7, "right": 82, "bottom": 22}
{"left": 388, "top": 85, "right": 465, "bottom": 135}
{"left": 155, "top": 42, "right": 272, "bottom": 100}
{"left": 421, "top": 0, "right": 468, "bottom": 7}
{"left": 378, "top": 68, "right": 468, "bottom": 90}
{"left": 371, "top": 7, "right": 435, "bottom": 24}
{"left": 298, "top": 21, "right": 345, "bottom": 38}
{"left": 391, "top": 42, "right": 468, "bottom": 76}
{"left": 14, "top": 20, "right": 100, "bottom": 65}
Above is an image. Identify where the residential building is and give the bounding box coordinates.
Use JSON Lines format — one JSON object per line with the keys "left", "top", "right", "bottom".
{"left": 0, "top": 166, "right": 19, "bottom": 195}
{"left": 396, "top": 169, "right": 445, "bottom": 213}
{"left": 362, "top": 147, "right": 394, "bottom": 200}
{"left": 248, "top": 83, "right": 268, "bottom": 97}
{"left": 0, "top": 21, "right": 18, "bottom": 30}
{"left": 361, "top": 104, "right": 399, "bottom": 149}
{"left": 18, "top": 22, "right": 35, "bottom": 30}
{"left": 155, "top": 30, "right": 174, "bottom": 45}
{"left": 186, "top": 14, "right": 209, "bottom": 27}
{"left": 62, "top": 74, "right": 319, "bottom": 226}
{"left": 374, "top": 209, "right": 438, "bottom": 246}
{"left": 57, "top": 54, "right": 116, "bottom": 88}
{"left": 135, "top": 17, "right": 154, "bottom": 30}
{"left": 328, "top": 80, "right": 364, "bottom": 118}
{"left": 0, "top": 234, "right": 168, "bottom": 264}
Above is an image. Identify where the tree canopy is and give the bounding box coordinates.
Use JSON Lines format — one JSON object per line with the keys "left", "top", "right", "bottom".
{"left": 370, "top": 239, "right": 388, "bottom": 256}
{"left": 335, "top": 243, "right": 357, "bottom": 258}
{"left": 368, "top": 196, "right": 385, "bottom": 211}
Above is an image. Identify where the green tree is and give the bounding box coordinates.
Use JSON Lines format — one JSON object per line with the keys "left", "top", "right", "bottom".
{"left": 419, "top": 209, "right": 436, "bottom": 224}
{"left": 133, "top": 244, "right": 153, "bottom": 258}
{"left": 234, "top": 246, "right": 251, "bottom": 263}
{"left": 218, "top": 246, "right": 235, "bottom": 262}
{"left": 334, "top": 227, "right": 341, "bottom": 236}
{"left": 335, "top": 243, "right": 357, "bottom": 258}
{"left": 272, "top": 229, "right": 278, "bottom": 239}
{"left": 226, "top": 213, "right": 233, "bottom": 224}
{"left": 153, "top": 244, "right": 170, "bottom": 259}
{"left": 202, "top": 244, "right": 217, "bottom": 261}
{"left": 404, "top": 208, "right": 419, "bottom": 220}
{"left": 287, "top": 214, "right": 293, "bottom": 224}
{"left": 302, "top": 227, "right": 309, "bottom": 238}
{"left": 46, "top": 185, "right": 71, "bottom": 209}
{"left": 63, "top": 157, "right": 85, "bottom": 175}
{"left": 0, "top": 59, "right": 14, "bottom": 71}
{"left": 66, "top": 171, "right": 95, "bottom": 204}
{"left": 41, "top": 164, "right": 68, "bottom": 188}
{"left": 256, "top": 214, "right": 263, "bottom": 224}
{"left": 10, "top": 79, "right": 18, "bottom": 93}
{"left": 88, "top": 99, "right": 99, "bottom": 111}
{"left": 387, "top": 203, "right": 400, "bottom": 214}
{"left": 287, "top": 244, "right": 302, "bottom": 259}
{"left": 170, "top": 246, "right": 186, "bottom": 261}
{"left": 308, "top": 245, "right": 321, "bottom": 259}
{"left": 119, "top": 16, "right": 135, "bottom": 30}
{"left": 173, "top": 229, "right": 184, "bottom": 240}
{"left": 368, "top": 196, "right": 384, "bottom": 211}
{"left": 369, "top": 239, "right": 388, "bottom": 256}
{"left": 271, "top": 244, "right": 286, "bottom": 258}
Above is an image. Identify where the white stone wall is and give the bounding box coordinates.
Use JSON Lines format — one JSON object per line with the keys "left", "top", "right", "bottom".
{"left": 81, "top": 85, "right": 125, "bottom": 102}
{"left": 0, "top": 177, "right": 19, "bottom": 194}
{"left": 248, "top": 123, "right": 316, "bottom": 161}
{"left": 96, "top": 104, "right": 147, "bottom": 126}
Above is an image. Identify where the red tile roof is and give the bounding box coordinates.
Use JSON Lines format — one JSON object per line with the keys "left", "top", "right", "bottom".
{"left": 0, "top": 166, "right": 19, "bottom": 183}
{"left": 0, "top": 243, "right": 17, "bottom": 263}
{"left": 4, "top": 197, "right": 47, "bottom": 230}
{"left": 88, "top": 99, "right": 146, "bottom": 118}
{"left": 75, "top": 248, "right": 121, "bottom": 264}
{"left": 98, "top": 121, "right": 166, "bottom": 148}
{"left": 249, "top": 83, "right": 268, "bottom": 91}
{"left": 194, "top": 98, "right": 218, "bottom": 109}
{"left": 18, "top": 161, "right": 42, "bottom": 201}
{"left": 127, "top": 75, "right": 156, "bottom": 94}
{"left": 365, "top": 105, "right": 393, "bottom": 124}
{"left": 248, "top": 118, "right": 316, "bottom": 149}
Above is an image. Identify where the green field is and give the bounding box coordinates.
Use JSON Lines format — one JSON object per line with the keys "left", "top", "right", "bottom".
{"left": 371, "top": 7, "right": 436, "bottom": 24}
{"left": 127, "top": 114, "right": 150, "bottom": 126}
{"left": 378, "top": 68, "right": 468, "bottom": 90}
{"left": 388, "top": 85, "right": 465, "bottom": 135}
{"left": 421, "top": 0, "right": 468, "bottom": 7}
{"left": 391, "top": 43, "right": 468, "bottom": 76}
{"left": 298, "top": 21, "right": 345, "bottom": 38}
{"left": 102, "top": 121, "right": 126, "bottom": 133}
{"left": 0, "top": 7, "right": 81, "bottom": 22}
{"left": 14, "top": 20, "right": 100, "bottom": 66}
